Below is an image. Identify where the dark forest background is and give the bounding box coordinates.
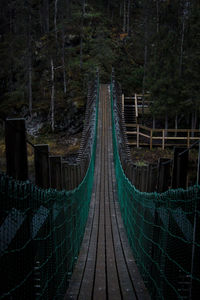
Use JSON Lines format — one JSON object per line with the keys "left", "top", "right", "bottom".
{"left": 0, "top": 0, "right": 199, "bottom": 134}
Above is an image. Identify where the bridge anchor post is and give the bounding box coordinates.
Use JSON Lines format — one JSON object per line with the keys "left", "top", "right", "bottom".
{"left": 5, "top": 118, "right": 28, "bottom": 180}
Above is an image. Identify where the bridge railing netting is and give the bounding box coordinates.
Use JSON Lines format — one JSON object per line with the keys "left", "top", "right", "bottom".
{"left": 0, "top": 76, "right": 99, "bottom": 299}
{"left": 111, "top": 77, "right": 200, "bottom": 300}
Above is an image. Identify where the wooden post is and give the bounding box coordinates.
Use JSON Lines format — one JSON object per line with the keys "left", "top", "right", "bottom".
{"left": 62, "top": 162, "right": 80, "bottom": 190}
{"left": 131, "top": 164, "right": 137, "bottom": 186}
{"left": 137, "top": 124, "right": 139, "bottom": 148}
{"left": 5, "top": 118, "right": 28, "bottom": 180}
{"left": 172, "top": 147, "right": 188, "bottom": 189}
{"left": 62, "top": 162, "right": 69, "bottom": 190}
{"left": 71, "top": 165, "right": 76, "bottom": 189}
{"left": 141, "top": 166, "right": 147, "bottom": 192}
{"left": 122, "top": 94, "right": 124, "bottom": 116}
{"left": 177, "top": 149, "right": 188, "bottom": 189}
{"left": 135, "top": 93, "right": 138, "bottom": 118}
{"left": 157, "top": 158, "right": 171, "bottom": 192}
{"left": 150, "top": 129, "right": 153, "bottom": 150}
{"left": 147, "top": 163, "right": 157, "bottom": 192}
{"left": 34, "top": 144, "right": 50, "bottom": 188}
{"left": 77, "top": 164, "right": 82, "bottom": 186}
{"left": 49, "top": 156, "right": 62, "bottom": 190}
{"left": 162, "top": 129, "right": 165, "bottom": 150}
{"left": 187, "top": 130, "right": 190, "bottom": 148}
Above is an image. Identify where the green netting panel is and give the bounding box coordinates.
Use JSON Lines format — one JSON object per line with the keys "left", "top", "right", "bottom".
{"left": 110, "top": 81, "right": 200, "bottom": 300}
{"left": 0, "top": 81, "right": 99, "bottom": 299}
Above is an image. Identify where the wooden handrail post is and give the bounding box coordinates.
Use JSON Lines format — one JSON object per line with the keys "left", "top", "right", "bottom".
{"left": 137, "top": 124, "right": 139, "bottom": 148}
{"left": 187, "top": 130, "right": 190, "bottom": 148}
{"left": 150, "top": 129, "right": 153, "bottom": 150}
{"left": 5, "top": 118, "right": 28, "bottom": 180}
{"left": 162, "top": 130, "right": 165, "bottom": 150}
{"left": 34, "top": 144, "right": 50, "bottom": 188}
{"left": 135, "top": 93, "right": 138, "bottom": 119}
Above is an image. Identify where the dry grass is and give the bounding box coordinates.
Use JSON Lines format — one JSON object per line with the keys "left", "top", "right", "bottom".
{"left": 0, "top": 132, "right": 81, "bottom": 180}
{"left": 130, "top": 147, "right": 173, "bottom": 164}
{"left": 130, "top": 146, "right": 199, "bottom": 186}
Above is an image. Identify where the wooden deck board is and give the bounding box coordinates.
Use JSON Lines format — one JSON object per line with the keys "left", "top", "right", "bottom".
{"left": 64, "top": 84, "right": 150, "bottom": 300}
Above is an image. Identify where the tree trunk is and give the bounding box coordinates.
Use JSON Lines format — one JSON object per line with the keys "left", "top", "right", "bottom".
{"left": 80, "top": 3, "right": 85, "bottom": 70}
{"left": 62, "top": 26, "right": 67, "bottom": 94}
{"left": 142, "top": 1, "right": 148, "bottom": 123}
{"left": 51, "top": 59, "right": 55, "bottom": 132}
{"left": 82, "top": 0, "right": 86, "bottom": 15}
{"left": 142, "top": 19, "right": 148, "bottom": 123}
{"left": 179, "top": 17, "right": 185, "bottom": 76}
{"left": 54, "top": 0, "right": 58, "bottom": 42}
{"left": 127, "top": 0, "right": 130, "bottom": 35}
{"left": 156, "top": 0, "right": 160, "bottom": 33}
{"left": 8, "top": 2, "right": 14, "bottom": 91}
{"left": 28, "top": 2, "right": 32, "bottom": 117}
{"left": 67, "top": 0, "right": 71, "bottom": 18}
{"left": 28, "top": 54, "right": 32, "bottom": 116}
{"left": 43, "top": 0, "right": 49, "bottom": 33}
{"left": 123, "top": 0, "right": 126, "bottom": 32}
{"left": 80, "top": 35, "right": 83, "bottom": 69}
{"left": 153, "top": 115, "right": 156, "bottom": 129}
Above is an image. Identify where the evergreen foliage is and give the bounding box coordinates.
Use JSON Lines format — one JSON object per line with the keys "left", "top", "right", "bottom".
{"left": 0, "top": 0, "right": 199, "bottom": 129}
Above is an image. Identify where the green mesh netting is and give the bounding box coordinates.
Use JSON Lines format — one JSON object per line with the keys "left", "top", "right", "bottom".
{"left": 110, "top": 82, "right": 200, "bottom": 300}
{"left": 0, "top": 81, "right": 99, "bottom": 299}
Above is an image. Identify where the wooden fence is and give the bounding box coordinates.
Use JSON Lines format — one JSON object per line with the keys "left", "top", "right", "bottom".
{"left": 126, "top": 124, "right": 200, "bottom": 149}
{"left": 4, "top": 119, "right": 89, "bottom": 191}
{"left": 122, "top": 94, "right": 151, "bottom": 118}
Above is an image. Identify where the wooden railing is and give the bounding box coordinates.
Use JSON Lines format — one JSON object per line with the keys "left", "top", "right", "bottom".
{"left": 122, "top": 93, "right": 152, "bottom": 124}
{"left": 126, "top": 124, "right": 200, "bottom": 149}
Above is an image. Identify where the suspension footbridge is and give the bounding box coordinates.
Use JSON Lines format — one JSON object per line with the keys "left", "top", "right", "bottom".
{"left": 0, "top": 73, "right": 200, "bottom": 299}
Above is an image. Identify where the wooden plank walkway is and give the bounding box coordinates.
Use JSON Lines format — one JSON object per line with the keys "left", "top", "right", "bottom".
{"left": 65, "top": 84, "right": 150, "bottom": 300}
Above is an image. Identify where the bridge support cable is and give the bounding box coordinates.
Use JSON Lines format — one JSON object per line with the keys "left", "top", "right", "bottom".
{"left": 111, "top": 72, "right": 200, "bottom": 300}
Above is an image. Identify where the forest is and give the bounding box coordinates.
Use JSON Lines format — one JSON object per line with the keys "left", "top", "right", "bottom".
{"left": 0, "top": 0, "right": 199, "bottom": 135}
